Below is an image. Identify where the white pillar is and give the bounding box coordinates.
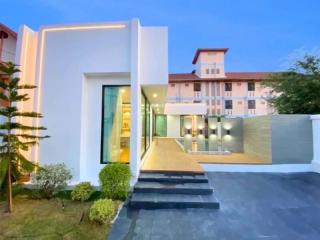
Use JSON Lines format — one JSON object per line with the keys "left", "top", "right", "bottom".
{"left": 129, "top": 19, "right": 141, "bottom": 184}
{"left": 311, "top": 115, "right": 320, "bottom": 173}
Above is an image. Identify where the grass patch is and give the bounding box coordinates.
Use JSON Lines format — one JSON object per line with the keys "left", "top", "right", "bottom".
{"left": 0, "top": 197, "right": 118, "bottom": 239}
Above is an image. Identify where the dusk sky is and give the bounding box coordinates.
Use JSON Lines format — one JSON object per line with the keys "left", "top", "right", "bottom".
{"left": 1, "top": 0, "right": 320, "bottom": 73}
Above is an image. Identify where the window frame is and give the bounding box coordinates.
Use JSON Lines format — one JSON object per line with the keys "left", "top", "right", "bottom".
{"left": 225, "top": 100, "right": 233, "bottom": 109}
{"left": 194, "top": 82, "right": 201, "bottom": 92}
{"left": 225, "top": 82, "right": 232, "bottom": 91}
{"left": 248, "top": 99, "right": 256, "bottom": 109}
{"left": 248, "top": 82, "right": 255, "bottom": 91}
{"left": 100, "top": 84, "right": 130, "bottom": 164}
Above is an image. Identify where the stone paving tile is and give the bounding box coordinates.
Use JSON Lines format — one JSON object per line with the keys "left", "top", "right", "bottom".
{"left": 109, "top": 172, "right": 320, "bottom": 240}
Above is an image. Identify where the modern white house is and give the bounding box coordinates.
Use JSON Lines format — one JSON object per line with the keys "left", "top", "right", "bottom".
{"left": 13, "top": 19, "right": 320, "bottom": 186}
{"left": 15, "top": 19, "right": 168, "bottom": 184}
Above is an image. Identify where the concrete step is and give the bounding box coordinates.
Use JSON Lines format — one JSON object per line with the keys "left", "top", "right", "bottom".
{"left": 134, "top": 181, "right": 213, "bottom": 195}
{"left": 129, "top": 193, "right": 220, "bottom": 209}
{"left": 138, "top": 173, "right": 209, "bottom": 184}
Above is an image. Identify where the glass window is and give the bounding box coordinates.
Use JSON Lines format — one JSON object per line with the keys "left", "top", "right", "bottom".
{"left": 248, "top": 82, "right": 255, "bottom": 91}
{"left": 141, "top": 93, "right": 146, "bottom": 157}
{"left": 206, "top": 69, "right": 210, "bottom": 74}
{"left": 101, "top": 86, "right": 131, "bottom": 164}
{"left": 194, "top": 83, "right": 201, "bottom": 91}
{"left": 141, "top": 91, "right": 151, "bottom": 159}
{"left": 146, "top": 101, "right": 150, "bottom": 149}
{"left": 225, "top": 83, "right": 232, "bottom": 91}
{"left": 225, "top": 100, "right": 233, "bottom": 109}
{"left": 155, "top": 115, "right": 167, "bottom": 137}
{"left": 248, "top": 100, "right": 256, "bottom": 109}
{"left": 216, "top": 68, "right": 220, "bottom": 74}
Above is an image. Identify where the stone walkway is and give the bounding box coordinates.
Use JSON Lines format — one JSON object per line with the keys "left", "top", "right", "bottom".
{"left": 109, "top": 172, "right": 320, "bottom": 240}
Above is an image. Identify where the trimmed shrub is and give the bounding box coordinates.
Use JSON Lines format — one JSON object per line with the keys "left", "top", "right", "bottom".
{"left": 32, "top": 163, "right": 72, "bottom": 199}
{"left": 99, "top": 163, "right": 130, "bottom": 200}
{"left": 89, "top": 199, "right": 115, "bottom": 224}
{"left": 71, "top": 182, "right": 95, "bottom": 202}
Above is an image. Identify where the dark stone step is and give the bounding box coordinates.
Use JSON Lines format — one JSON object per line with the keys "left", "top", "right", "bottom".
{"left": 134, "top": 182, "right": 213, "bottom": 195}
{"left": 138, "top": 173, "right": 208, "bottom": 183}
{"left": 129, "top": 193, "right": 220, "bottom": 209}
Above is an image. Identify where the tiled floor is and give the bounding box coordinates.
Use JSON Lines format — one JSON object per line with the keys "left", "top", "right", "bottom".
{"left": 141, "top": 138, "right": 204, "bottom": 173}
{"left": 109, "top": 172, "right": 320, "bottom": 240}
{"left": 141, "top": 138, "right": 269, "bottom": 173}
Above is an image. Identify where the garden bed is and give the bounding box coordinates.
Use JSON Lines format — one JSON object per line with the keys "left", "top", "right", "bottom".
{"left": 0, "top": 195, "right": 120, "bottom": 239}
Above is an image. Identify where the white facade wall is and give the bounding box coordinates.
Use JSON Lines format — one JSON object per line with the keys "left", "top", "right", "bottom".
{"left": 166, "top": 115, "right": 180, "bottom": 138}
{"left": 311, "top": 115, "right": 320, "bottom": 173}
{"left": 140, "top": 27, "right": 168, "bottom": 85}
{"left": 16, "top": 19, "right": 168, "bottom": 184}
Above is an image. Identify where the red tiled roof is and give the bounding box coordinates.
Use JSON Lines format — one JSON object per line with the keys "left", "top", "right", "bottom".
{"left": 192, "top": 48, "right": 229, "bottom": 64}
{"left": 0, "top": 23, "right": 17, "bottom": 39}
{"left": 169, "top": 72, "right": 271, "bottom": 82}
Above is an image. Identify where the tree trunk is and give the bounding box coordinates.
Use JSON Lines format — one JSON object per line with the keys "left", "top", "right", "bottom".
{"left": 6, "top": 163, "right": 13, "bottom": 213}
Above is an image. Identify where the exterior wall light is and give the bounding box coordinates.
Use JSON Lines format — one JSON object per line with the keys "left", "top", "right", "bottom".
{"left": 187, "top": 128, "right": 191, "bottom": 135}
{"left": 226, "top": 129, "right": 231, "bottom": 135}
{"left": 199, "top": 129, "right": 203, "bottom": 135}
{"left": 211, "top": 129, "right": 216, "bottom": 135}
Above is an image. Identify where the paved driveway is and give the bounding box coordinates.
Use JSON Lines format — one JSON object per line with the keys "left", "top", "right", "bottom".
{"left": 109, "top": 172, "right": 320, "bottom": 240}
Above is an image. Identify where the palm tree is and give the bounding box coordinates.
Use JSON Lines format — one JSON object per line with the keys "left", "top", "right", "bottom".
{"left": 0, "top": 62, "right": 48, "bottom": 212}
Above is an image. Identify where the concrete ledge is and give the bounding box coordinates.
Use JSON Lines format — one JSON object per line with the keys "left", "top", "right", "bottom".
{"left": 310, "top": 114, "right": 320, "bottom": 120}
{"left": 202, "top": 163, "right": 313, "bottom": 173}
{"left": 312, "top": 160, "right": 320, "bottom": 173}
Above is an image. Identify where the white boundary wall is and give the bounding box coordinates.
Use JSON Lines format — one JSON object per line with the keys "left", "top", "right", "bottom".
{"left": 311, "top": 115, "right": 320, "bottom": 173}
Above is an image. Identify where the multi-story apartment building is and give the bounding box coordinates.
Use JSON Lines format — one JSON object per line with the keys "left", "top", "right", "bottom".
{"left": 0, "top": 23, "right": 17, "bottom": 110}
{"left": 167, "top": 48, "right": 273, "bottom": 117}
{"left": 0, "top": 23, "right": 17, "bottom": 63}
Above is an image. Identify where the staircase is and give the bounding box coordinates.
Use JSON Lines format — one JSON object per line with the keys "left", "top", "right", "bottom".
{"left": 129, "top": 172, "right": 220, "bottom": 209}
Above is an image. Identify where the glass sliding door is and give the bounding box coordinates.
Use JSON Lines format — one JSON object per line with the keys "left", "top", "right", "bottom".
{"left": 141, "top": 94, "right": 146, "bottom": 157}
{"left": 141, "top": 90, "right": 151, "bottom": 158}
{"left": 146, "top": 101, "right": 150, "bottom": 149}
{"left": 101, "top": 86, "right": 131, "bottom": 164}
{"left": 155, "top": 114, "right": 167, "bottom": 137}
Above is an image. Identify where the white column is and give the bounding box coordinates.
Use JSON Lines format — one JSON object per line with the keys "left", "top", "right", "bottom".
{"left": 129, "top": 19, "right": 141, "bottom": 184}
{"left": 311, "top": 115, "right": 320, "bottom": 173}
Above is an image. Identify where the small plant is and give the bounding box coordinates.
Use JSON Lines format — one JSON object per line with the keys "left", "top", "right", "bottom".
{"left": 99, "top": 163, "right": 130, "bottom": 200}
{"left": 71, "top": 182, "right": 95, "bottom": 202}
{"left": 89, "top": 199, "right": 115, "bottom": 224}
{"left": 71, "top": 182, "right": 95, "bottom": 223}
{"left": 32, "top": 163, "right": 72, "bottom": 199}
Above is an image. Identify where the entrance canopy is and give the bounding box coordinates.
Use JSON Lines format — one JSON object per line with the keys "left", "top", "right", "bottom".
{"left": 164, "top": 102, "right": 207, "bottom": 115}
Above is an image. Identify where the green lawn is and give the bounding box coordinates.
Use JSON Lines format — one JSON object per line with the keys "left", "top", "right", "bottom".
{"left": 0, "top": 196, "right": 115, "bottom": 240}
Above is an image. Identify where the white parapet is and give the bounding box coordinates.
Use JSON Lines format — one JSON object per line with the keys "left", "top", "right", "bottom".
{"left": 164, "top": 103, "right": 207, "bottom": 115}
{"left": 311, "top": 115, "right": 320, "bottom": 173}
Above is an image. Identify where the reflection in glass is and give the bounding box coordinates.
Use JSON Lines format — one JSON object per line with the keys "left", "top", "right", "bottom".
{"left": 101, "top": 86, "right": 131, "bottom": 164}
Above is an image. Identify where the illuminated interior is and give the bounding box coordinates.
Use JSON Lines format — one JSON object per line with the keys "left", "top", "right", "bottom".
{"left": 101, "top": 86, "right": 131, "bottom": 164}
